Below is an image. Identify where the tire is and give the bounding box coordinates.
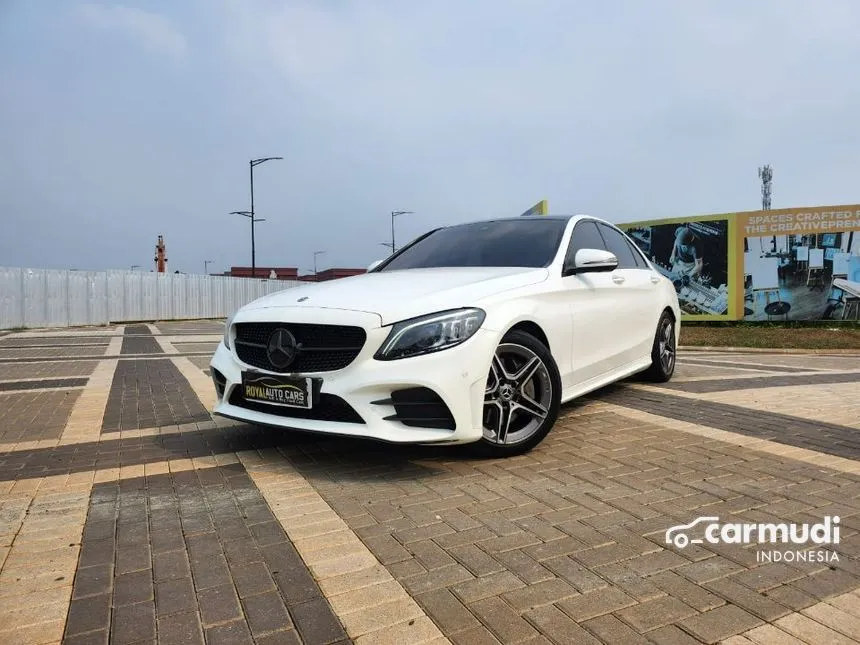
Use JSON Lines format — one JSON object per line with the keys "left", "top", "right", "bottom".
{"left": 473, "top": 330, "right": 562, "bottom": 457}
{"left": 642, "top": 311, "right": 676, "bottom": 382}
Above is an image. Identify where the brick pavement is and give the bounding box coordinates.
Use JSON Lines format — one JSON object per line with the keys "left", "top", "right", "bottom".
{"left": 0, "top": 324, "right": 857, "bottom": 644}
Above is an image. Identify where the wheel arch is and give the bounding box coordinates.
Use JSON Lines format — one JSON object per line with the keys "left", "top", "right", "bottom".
{"left": 503, "top": 320, "right": 551, "bottom": 352}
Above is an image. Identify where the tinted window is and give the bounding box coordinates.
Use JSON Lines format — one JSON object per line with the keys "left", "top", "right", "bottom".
{"left": 379, "top": 219, "right": 567, "bottom": 271}
{"left": 625, "top": 238, "right": 647, "bottom": 268}
{"left": 598, "top": 224, "right": 638, "bottom": 269}
{"left": 564, "top": 221, "right": 605, "bottom": 267}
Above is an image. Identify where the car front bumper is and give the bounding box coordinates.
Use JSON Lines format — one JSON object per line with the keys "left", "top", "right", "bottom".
{"left": 209, "top": 310, "right": 498, "bottom": 445}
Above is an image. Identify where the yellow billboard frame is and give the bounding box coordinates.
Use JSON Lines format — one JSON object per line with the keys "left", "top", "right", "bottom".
{"left": 520, "top": 200, "right": 549, "bottom": 217}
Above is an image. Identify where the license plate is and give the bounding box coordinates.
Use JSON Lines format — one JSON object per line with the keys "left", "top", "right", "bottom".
{"left": 241, "top": 373, "right": 315, "bottom": 409}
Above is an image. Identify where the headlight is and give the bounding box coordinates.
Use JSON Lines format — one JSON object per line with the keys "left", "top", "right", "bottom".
{"left": 223, "top": 312, "right": 236, "bottom": 349}
{"left": 375, "top": 308, "right": 485, "bottom": 361}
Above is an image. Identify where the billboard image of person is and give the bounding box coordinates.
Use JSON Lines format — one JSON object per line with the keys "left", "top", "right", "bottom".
{"left": 624, "top": 219, "right": 730, "bottom": 318}
{"left": 670, "top": 226, "right": 704, "bottom": 278}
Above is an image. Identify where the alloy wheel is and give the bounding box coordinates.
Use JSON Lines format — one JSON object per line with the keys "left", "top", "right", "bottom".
{"left": 658, "top": 319, "right": 675, "bottom": 374}
{"left": 483, "top": 343, "right": 553, "bottom": 445}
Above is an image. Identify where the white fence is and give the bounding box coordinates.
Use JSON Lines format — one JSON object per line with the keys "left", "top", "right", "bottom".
{"left": 0, "top": 267, "right": 301, "bottom": 330}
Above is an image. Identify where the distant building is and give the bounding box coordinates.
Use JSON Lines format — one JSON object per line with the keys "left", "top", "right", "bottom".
{"left": 304, "top": 268, "right": 366, "bottom": 282}
{"left": 225, "top": 266, "right": 365, "bottom": 281}
{"left": 227, "top": 267, "right": 299, "bottom": 280}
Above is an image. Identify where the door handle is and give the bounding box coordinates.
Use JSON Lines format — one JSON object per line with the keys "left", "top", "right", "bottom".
{"left": 612, "top": 275, "right": 625, "bottom": 284}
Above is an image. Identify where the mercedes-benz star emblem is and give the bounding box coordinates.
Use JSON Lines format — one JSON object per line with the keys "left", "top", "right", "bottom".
{"left": 266, "top": 328, "right": 298, "bottom": 369}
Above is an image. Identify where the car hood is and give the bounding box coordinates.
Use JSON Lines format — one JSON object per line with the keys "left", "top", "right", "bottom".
{"left": 241, "top": 267, "right": 549, "bottom": 325}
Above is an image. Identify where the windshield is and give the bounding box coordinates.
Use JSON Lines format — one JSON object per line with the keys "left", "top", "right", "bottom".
{"left": 378, "top": 219, "right": 568, "bottom": 271}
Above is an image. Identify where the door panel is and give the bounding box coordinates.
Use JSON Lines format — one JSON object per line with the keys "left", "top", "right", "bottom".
{"left": 561, "top": 220, "right": 619, "bottom": 385}
{"left": 598, "top": 224, "right": 658, "bottom": 365}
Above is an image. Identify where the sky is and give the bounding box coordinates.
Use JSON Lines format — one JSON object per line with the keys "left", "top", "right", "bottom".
{"left": 2, "top": 0, "right": 860, "bottom": 275}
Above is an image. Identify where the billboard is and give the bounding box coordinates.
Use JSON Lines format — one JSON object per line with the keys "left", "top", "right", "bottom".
{"left": 738, "top": 206, "right": 860, "bottom": 321}
{"left": 520, "top": 200, "right": 549, "bottom": 217}
{"left": 619, "top": 204, "right": 860, "bottom": 321}
{"left": 623, "top": 215, "right": 735, "bottom": 320}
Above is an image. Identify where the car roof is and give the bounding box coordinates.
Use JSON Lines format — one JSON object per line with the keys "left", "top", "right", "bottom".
{"left": 446, "top": 214, "right": 615, "bottom": 228}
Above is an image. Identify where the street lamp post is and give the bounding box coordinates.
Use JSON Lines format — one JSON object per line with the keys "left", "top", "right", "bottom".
{"left": 230, "top": 211, "right": 266, "bottom": 277}
{"left": 246, "top": 157, "right": 282, "bottom": 277}
{"left": 313, "top": 250, "right": 326, "bottom": 279}
{"left": 390, "top": 210, "right": 414, "bottom": 254}
{"left": 204, "top": 260, "right": 214, "bottom": 276}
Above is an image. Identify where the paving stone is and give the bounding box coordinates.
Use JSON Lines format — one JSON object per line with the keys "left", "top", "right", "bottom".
{"left": 681, "top": 604, "right": 764, "bottom": 643}
{"left": 705, "top": 577, "right": 792, "bottom": 621}
{"left": 452, "top": 571, "right": 525, "bottom": 604}
{"left": 647, "top": 624, "right": 709, "bottom": 645}
{"left": 205, "top": 619, "right": 255, "bottom": 645}
{"left": 525, "top": 604, "right": 601, "bottom": 645}
{"left": 501, "top": 578, "right": 578, "bottom": 611}
{"left": 641, "top": 570, "right": 721, "bottom": 612}
{"left": 111, "top": 600, "right": 156, "bottom": 644}
{"left": 582, "top": 614, "right": 651, "bottom": 644}
{"left": 415, "top": 588, "right": 481, "bottom": 634}
{"left": 155, "top": 577, "right": 197, "bottom": 616}
{"left": 616, "top": 596, "right": 697, "bottom": 633}
{"left": 64, "top": 592, "right": 111, "bottom": 636}
{"left": 72, "top": 563, "right": 113, "bottom": 599}
{"left": 557, "top": 586, "right": 638, "bottom": 621}
{"left": 198, "top": 583, "right": 243, "bottom": 626}
{"left": 450, "top": 625, "right": 504, "bottom": 645}
{"left": 775, "top": 612, "right": 858, "bottom": 645}
{"left": 242, "top": 590, "right": 294, "bottom": 636}
{"left": 157, "top": 610, "right": 205, "bottom": 645}
{"left": 290, "top": 597, "right": 348, "bottom": 643}
{"left": 470, "top": 596, "right": 539, "bottom": 643}
{"left": 492, "top": 550, "right": 554, "bottom": 584}
{"left": 230, "top": 560, "right": 277, "bottom": 598}
{"left": 113, "top": 569, "right": 154, "bottom": 606}
{"left": 401, "top": 564, "right": 475, "bottom": 595}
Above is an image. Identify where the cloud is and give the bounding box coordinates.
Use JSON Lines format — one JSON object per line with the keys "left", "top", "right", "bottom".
{"left": 79, "top": 3, "right": 187, "bottom": 58}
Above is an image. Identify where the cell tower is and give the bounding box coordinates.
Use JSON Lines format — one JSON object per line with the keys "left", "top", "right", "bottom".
{"left": 758, "top": 164, "right": 773, "bottom": 211}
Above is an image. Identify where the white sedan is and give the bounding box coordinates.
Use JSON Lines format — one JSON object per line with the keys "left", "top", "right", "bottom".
{"left": 210, "top": 215, "right": 680, "bottom": 457}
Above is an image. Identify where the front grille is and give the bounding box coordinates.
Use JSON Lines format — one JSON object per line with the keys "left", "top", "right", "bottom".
{"left": 228, "top": 388, "right": 365, "bottom": 424}
{"left": 373, "top": 387, "right": 456, "bottom": 430}
{"left": 234, "top": 322, "right": 366, "bottom": 373}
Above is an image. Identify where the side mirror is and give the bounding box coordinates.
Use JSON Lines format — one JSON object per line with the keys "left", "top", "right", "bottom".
{"left": 564, "top": 248, "right": 618, "bottom": 275}
{"left": 367, "top": 259, "right": 383, "bottom": 272}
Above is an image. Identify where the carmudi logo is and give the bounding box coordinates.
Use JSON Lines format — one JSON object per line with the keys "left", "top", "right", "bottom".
{"left": 665, "top": 516, "right": 840, "bottom": 564}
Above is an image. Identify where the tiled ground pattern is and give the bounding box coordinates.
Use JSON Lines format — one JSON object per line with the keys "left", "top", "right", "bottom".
{"left": 0, "top": 321, "right": 858, "bottom": 645}
{"left": 658, "top": 371, "right": 860, "bottom": 394}
{"left": 0, "top": 346, "right": 109, "bottom": 359}
{"left": 0, "top": 389, "right": 82, "bottom": 444}
{"left": 101, "top": 360, "right": 211, "bottom": 432}
{"left": 0, "top": 338, "right": 110, "bottom": 347}
{"left": 0, "top": 378, "right": 88, "bottom": 393}
{"left": 0, "top": 361, "right": 99, "bottom": 380}
{"left": 269, "top": 410, "right": 860, "bottom": 645}
{"left": 64, "top": 467, "right": 346, "bottom": 645}
{"left": 598, "top": 385, "right": 860, "bottom": 460}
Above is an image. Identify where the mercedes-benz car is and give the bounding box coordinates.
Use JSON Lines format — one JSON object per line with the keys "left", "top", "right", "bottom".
{"left": 210, "top": 215, "right": 680, "bottom": 456}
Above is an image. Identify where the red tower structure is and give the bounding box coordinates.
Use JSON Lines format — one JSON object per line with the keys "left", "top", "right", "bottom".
{"left": 154, "top": 235, "right": 167, "bottom": 273}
